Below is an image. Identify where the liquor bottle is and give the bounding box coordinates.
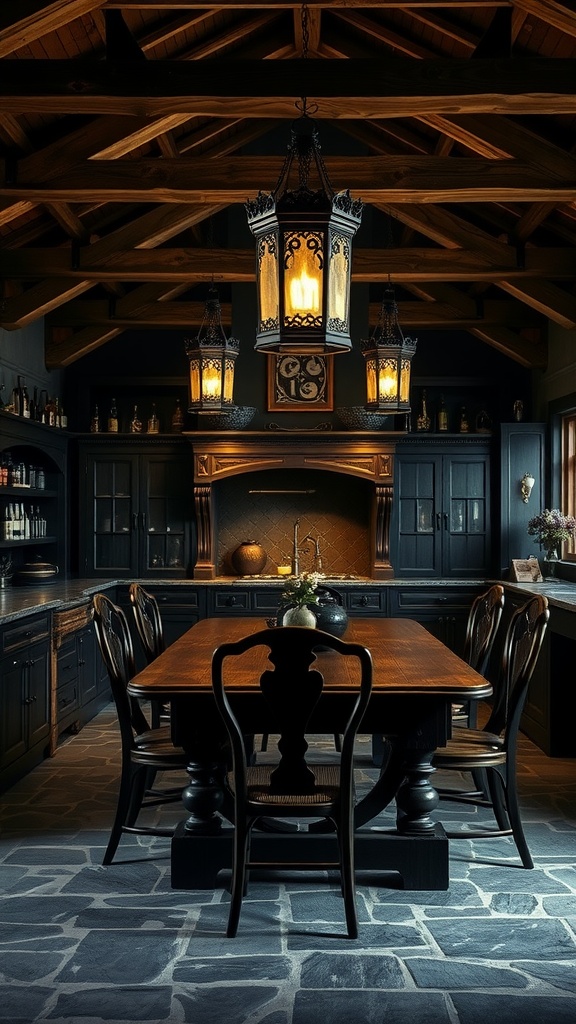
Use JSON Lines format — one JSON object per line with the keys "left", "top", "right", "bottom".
{"left": 437, "top": 395, "right": 448, "bottom": 432}
{"left": 59, "top": 401, "right": 68, "bottom": 429}
{"left": 416, "top": 389, "right": 431, "bottom": 432}
{"left": 147, "top": 403, "right": 160, "bottom": 434}
{"left": 171, "top": 398, "right": 184, "bottom": 433}
{"left": 29, "top": 387, "right": 38, "bottom": 422}
{"left": 21, "top": 381, "right": 30, "bottom": 419}
{"left": 129, "top": 404, "right": 142, "bottom": 433}
{"left": 108, "top": 398, "right": 119, "bottom": 433}
{"left": 90, "top": 405, "right": 101, "bottom": 433}
{"left": 459, "top": 406, "right": 470, "bottom": 433}
{"left": 44, "top": 396, "right": 56, "bottom": 427}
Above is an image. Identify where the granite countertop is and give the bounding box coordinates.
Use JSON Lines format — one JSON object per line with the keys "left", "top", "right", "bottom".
{"left": 1, "top": 575, "right": 576, "bottom": 625}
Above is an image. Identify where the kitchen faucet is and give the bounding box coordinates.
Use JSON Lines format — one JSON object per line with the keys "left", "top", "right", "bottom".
{"left": 292, "top": 518, "right": 301, "bottom": 576}
{"left": 302, "top": 533, "right": 323, "bottom": 572}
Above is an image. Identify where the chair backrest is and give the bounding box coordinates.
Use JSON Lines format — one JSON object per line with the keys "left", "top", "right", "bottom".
{"left": 129, "top": 582, "right": 165, "bottom": 663}
{"left": 93, "top": 592, "right": 150, "bottom": 741}
{"left": 463, "top": 584, "right": 505, "bottom": 676}
{"left": 485, "top": 594, "right": 549, "bottom": 742}
{"left": 212, "top": 626, "right": 373, "bottom": 797}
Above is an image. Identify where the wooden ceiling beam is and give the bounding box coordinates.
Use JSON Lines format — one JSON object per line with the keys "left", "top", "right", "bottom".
{"left": 45, "top": 297, "right": 538, "bottom": 329}
{"left": 2, "top": 155, "right": 575, "bottom": 204}
{"left": 3, "top": 245, "right": 574, "bottom": 282}
{"left": 2, "top": 58, "right": 575, "bottom": 116}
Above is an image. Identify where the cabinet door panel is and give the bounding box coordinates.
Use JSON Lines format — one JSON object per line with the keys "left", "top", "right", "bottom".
{"left": 395, "top": 455, "right": 442, "bottom": 576}
{"left": 442, "top": 455, "right": 490, "bottom": 577}
{"left": 27, "top": 644, "right": 50, "bottom": 748}
{"left": 88, "top": 455, "right": 138, "bottom": 574}
{"left": 0, "top": 657, "right": 27, "bottom": 767}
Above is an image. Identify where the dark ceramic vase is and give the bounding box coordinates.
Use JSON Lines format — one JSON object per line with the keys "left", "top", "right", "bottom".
{"left": 231, "top": 540, "right": 267, "bottom": 576}
{"left": 313, "top": 589, "right": 349, "bottom": 638}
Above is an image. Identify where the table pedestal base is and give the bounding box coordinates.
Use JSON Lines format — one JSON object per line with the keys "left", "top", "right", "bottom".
{"left": 171, "top": 824, "right": 449, "bottom": 891}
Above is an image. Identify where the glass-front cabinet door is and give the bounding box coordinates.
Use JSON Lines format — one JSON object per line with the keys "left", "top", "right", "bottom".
{"left": 392, "top": 440, "right": 491, "bottom": 579}
{"left": 80, "top": 441, "right": 192, "bottom": 578}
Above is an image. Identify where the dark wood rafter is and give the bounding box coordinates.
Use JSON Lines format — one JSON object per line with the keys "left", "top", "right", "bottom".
{"left": 0, "top": 2, "right": 574, "bottom": 372}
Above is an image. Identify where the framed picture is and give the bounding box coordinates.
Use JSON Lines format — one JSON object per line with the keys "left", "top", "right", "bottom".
{"left": 267, "top": 354, "right": 334, "bottom": 412}
{"left": 509, "top": 557, "right": 543, "bottom": 583}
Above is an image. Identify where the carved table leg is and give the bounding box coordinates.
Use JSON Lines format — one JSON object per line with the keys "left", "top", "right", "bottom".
{"left": 395, "top": 749, "right": 439, "bottom": 834}
{"left": 181, "top": 758, "right": 225, "bottom": 834}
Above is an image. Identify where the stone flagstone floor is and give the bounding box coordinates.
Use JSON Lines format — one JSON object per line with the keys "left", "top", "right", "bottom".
{"left": 1, "top": 706, "right": 575, "bottom": 1024}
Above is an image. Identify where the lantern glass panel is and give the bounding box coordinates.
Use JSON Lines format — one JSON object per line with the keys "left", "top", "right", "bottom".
{"left": 258, "top": 233, "right": 279, "bottom": 330}
{"left": 400, "top": 359, "right": 411, "bottom": 402}
{"left": 223, "top": 357, "right": 235, "bottom": 403}
{"left": 189, "top": 358, "right": 201, "bottom": 405}
{"left": 283, "top": 230, "right": 323, "bottom": 327}
{"left": 378, "top": 356, "right": 400, "bottom": 402}
{"left": 201, "top": 356, "right": 223, "bottom": 403}
{"left": 327, "top": 232, "right": 350, "bottom": 327}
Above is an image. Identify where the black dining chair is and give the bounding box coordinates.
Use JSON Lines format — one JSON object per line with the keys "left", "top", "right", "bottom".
{"left": 129, "top": 582, "right": 169, "bottom": 725}
{"left": 93, "top": 593, "right": 188, "bottom": 865}
{"left": 211, "top": 625, "right": 373, "bottom": 939}
{"left": 453, "top": 583, "right": 505, "bottom": 728}
{"left": 433, "top": 594, "right": 549, "bottom": 868}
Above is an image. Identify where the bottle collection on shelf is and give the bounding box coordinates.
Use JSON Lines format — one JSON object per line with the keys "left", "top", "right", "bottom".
{"left": 90, "top": 397, "right": 185, "bottom": 434}
{"left": 2, "top": 504, "right": 47, "bottom": 542}
{"left": 0, "top": 454, "right": 46, "bottom": 490}
{"left": 1, "top": 453, "right": 48, "bottom": 541}
{"left": 414, "top": 389, "right": 491, "bottom": 434}
{"left": 1, "top": 376, "right": 67, "bottom": 428}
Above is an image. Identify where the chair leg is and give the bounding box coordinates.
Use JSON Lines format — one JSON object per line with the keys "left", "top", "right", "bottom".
{"left": 126, "top": 768, "right": 148, "bottom": 828}
{"left": 338, "top": 824, "right": 359, "bottom": 940}
{"left": 103, "top": 762, "right": 139, "bottom": 865}
{"left": 486, "top": 769, "right": 511, "bottom": 832}
{"left": 498, "top": 765, "right": 534, "bottom": 869}
{"left": 227, "top": 820, "right": 251, "bottom": 938}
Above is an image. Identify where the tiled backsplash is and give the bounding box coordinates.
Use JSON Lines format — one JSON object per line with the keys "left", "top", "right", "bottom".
{"left": 216, "top": 468, "right": 372, "bottom": 577}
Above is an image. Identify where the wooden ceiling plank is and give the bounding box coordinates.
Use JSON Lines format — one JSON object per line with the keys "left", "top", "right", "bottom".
{"left": 45, "top": 323, "right": 125, "bottom": 367}
{"left": 2, "top": 58, "right": 575, "bottom": 117}
{"left": 512, "top": 1, "right": 576, "bottom": 39}
{"left": 0, "top": 1, "right": 107, "bottom": 57}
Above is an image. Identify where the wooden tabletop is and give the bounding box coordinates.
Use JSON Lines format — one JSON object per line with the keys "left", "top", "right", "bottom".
{"left": 128, "top": 617, "right": 493, "bottom": 701}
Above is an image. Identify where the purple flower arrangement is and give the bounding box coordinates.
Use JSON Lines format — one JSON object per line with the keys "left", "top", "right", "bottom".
{"left": 527, "top": 508, "right": 576, "bottom": 558}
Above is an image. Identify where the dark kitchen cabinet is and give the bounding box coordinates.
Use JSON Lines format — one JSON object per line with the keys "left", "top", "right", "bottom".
{"left": 392, "top": 437, "right": 492, "bottom": 579}
{"left": 0, "top": 613, "right": 50, "bottom": 792}
{"left": 78, "top": 438, "right": 193, "bottom": 578}
{"left": 51, "top": 602, "right": 112, "bottom": 751}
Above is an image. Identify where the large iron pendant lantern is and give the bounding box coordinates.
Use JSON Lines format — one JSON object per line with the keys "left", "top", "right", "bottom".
{"left": 185, "top": 287, "right": 240, "bottom": 412}
{"left": 245, "top": 112, "right": 363, "bottom": 355}
{"left": 361, "top": 284, "right": 417, "bottom": 413}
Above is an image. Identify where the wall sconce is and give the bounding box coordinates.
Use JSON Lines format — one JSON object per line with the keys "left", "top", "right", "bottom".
{"left": 184, "top": 286, "right": 239, "bottom": 412}
{"left": 521, "top": 472, "right": 535, "bottom": 503}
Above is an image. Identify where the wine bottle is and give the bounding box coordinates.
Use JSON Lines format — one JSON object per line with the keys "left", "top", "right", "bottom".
{"left": 90, "top": 405, "right": 100, "bottom": 433}
{"left": 416, "top": 389, "right": 431, "bottom": 432}
{"left": 108, "top": 398, "right": 119, "bottom": 433}
{"left": 171, "top": 398, "right": 184, "bottom": 433}
{"left": 437, "top": 395, "right": 448, "bottom": 432}
{"left": 147, "top": 403, "right": 160, "bottom": 434}
{"left": 129, "top": 404, "right": 143, "bottom": 433}
{"left": 459, "top": 406, "right": 470, "bottom": 433}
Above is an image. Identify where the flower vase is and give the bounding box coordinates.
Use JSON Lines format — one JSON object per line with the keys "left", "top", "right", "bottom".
{"left": 282, "top": 605, "right": 317, "bottom": 628}
{"left": 543, "top": 549, "right": 559, "bottom": 578}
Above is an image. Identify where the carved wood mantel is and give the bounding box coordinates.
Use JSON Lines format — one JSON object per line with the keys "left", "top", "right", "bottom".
{"left": 185, "top": 431, "right": 398, "bottom": 580}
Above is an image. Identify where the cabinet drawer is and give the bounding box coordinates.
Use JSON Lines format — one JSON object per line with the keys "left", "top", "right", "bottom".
{"left": 3, "top": 615, "right": 50, "bottom": 653}
{"left": 211, "top": 589, "right": 250, "bottom": 613}
{"left": 251, "top": 589, "right": 284, "bottom": 612}
{"left": 389, "top": 588, "right": 480, "bottom": 615}
{"left": 56, "top": 680, "right": 78, "bottom": 721}
{"left": 153, "top": 587, "right": 202, "bottom": 610}
{"left": 57, "top": 640, "right": 78, "bottom": 681}
{"left": 347, "top": 590, "right": 386, "bottom": 614}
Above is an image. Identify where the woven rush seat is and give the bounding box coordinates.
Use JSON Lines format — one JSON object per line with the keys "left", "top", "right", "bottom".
{"left": 238, "top": 763, "right": 341, "bottom": 807}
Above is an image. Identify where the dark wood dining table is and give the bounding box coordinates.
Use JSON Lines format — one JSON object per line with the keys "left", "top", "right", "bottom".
{"left": 127, "top": 616, "right": 492, "bottom": 891}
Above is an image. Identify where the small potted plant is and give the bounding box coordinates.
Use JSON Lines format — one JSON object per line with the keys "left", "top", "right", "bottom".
{"left": 279, "top": 571, "right": 324, "bottom": 627}
{"left": 0, "top": 555, "right": 14, "bottom": 588}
